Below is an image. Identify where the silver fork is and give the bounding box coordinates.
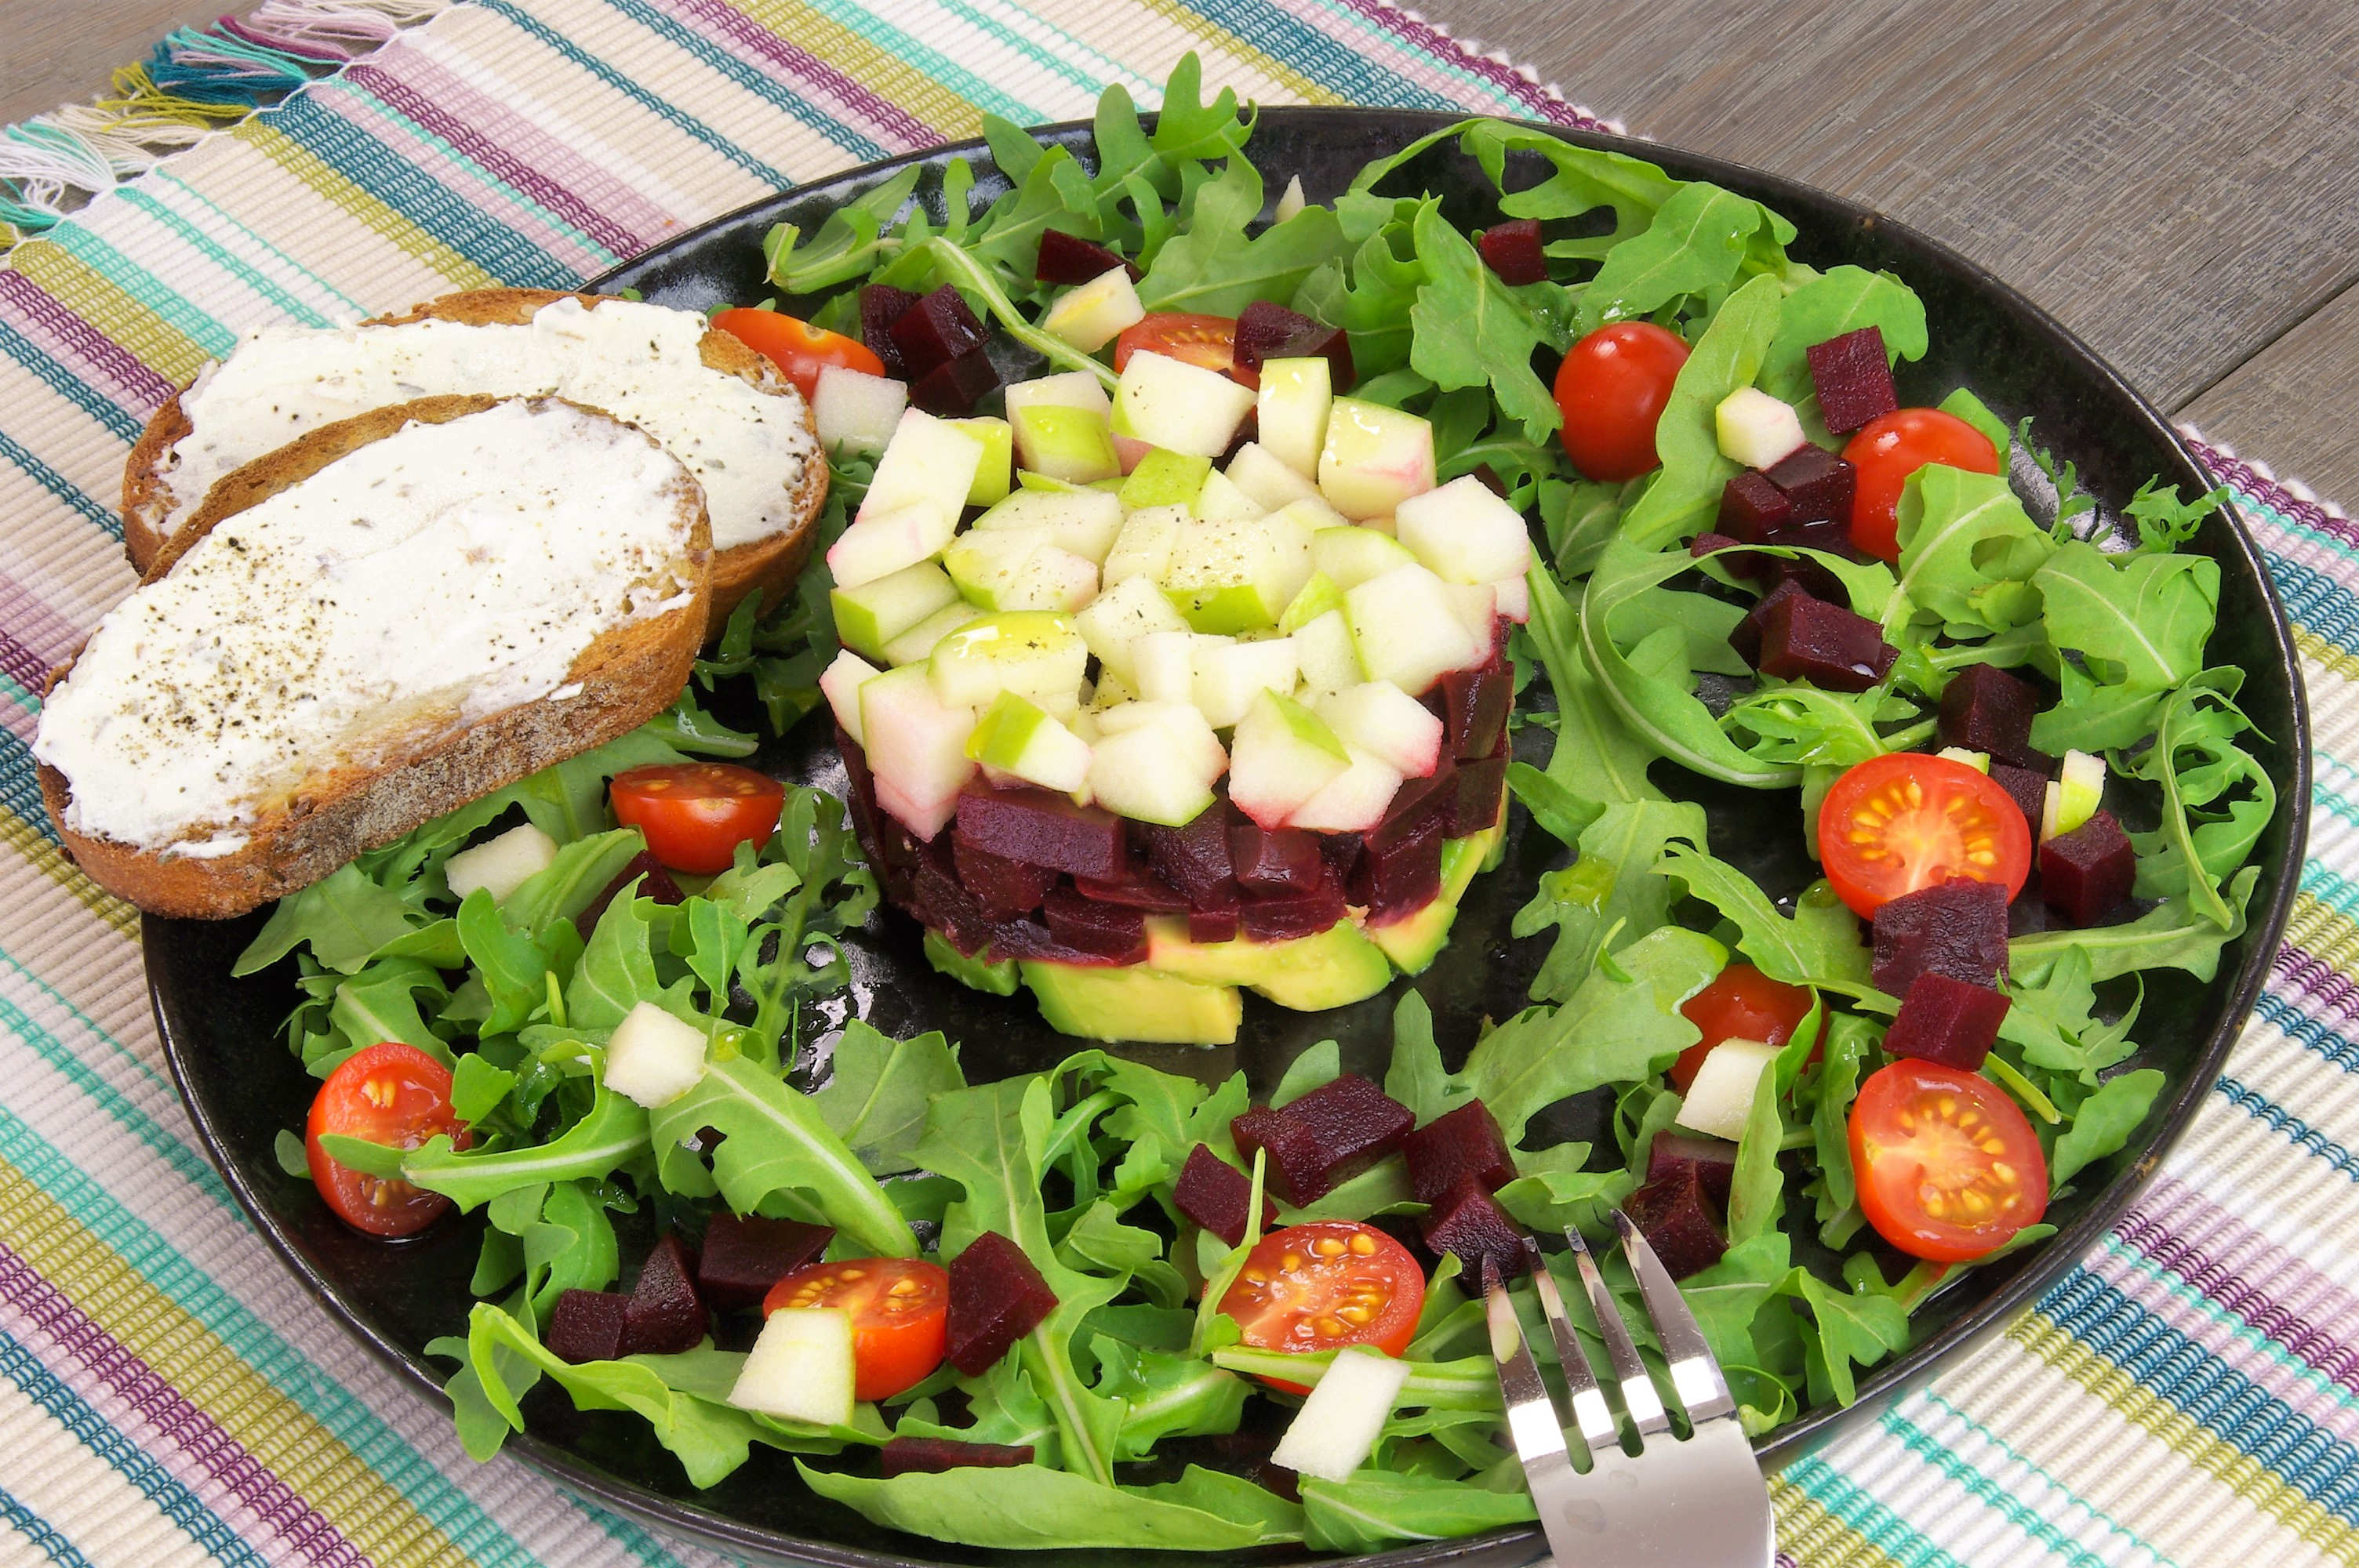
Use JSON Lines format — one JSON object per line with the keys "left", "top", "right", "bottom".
{"left": 1482, "top": 1210, "right": 1775, "bottom": 1567}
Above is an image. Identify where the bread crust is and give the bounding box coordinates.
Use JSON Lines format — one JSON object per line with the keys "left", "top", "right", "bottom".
{"left": 50, "top": 394, "right": 711, "bottom": 919}
{"left": 122, "top": 287, "right": 826, "bottom": 638}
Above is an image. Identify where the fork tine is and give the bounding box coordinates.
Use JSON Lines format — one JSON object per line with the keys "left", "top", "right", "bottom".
{"left": 1612, "top": 1207, "right": 1738, "bottom": 1425}
{"left": 1562, "top": 1225, "right": 1672, "bottom": 1440}
{"left": 1481, "top": 1258, "right": 1573, "bottom": 1471}
{"left": 1519, "top": 1236, "right": 1619, "bottom": 1458}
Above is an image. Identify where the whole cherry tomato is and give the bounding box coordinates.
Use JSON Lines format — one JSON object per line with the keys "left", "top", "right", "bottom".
{"left": 1552, "top": 321, "right": 1691, "bottom": 482}
{"left": 1841, "top": 408, "right": 2001, "bottom": 563}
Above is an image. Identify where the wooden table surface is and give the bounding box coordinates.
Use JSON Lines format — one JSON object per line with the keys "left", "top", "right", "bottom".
{"left": 9, "top": 0, "right": 2357, "bottom": 503}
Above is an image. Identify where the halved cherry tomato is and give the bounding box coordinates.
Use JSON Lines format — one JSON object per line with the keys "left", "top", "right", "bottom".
{"left": 1817, "top": 753, "right": 2032, "bottom": 918}
{"left": 763, "top": 1257, "right": 949, "bottom": 1402}
{"left": 1552, "top": 321, "right": 1691, "bottom": 482}
{"left": 1841, "top": 408, "right": 2001, "bottom": 564}
{"left": 1850, "top": 1060, "right": 2047, "bottom": 1261}
{"left": 710, "top": 308, "right": 884, "bottom": 399}
{"left": 1670, "top": 963, "right": 1816, "bottom": 1092}
{"left": 305, "top": 1043, "right": 470, "bottom": 1238}
{"left": 1218, "top": 1221, "right": 1425, "bottom": 1392}
{"left": 610, "top": 763, "right": 785, "bottom": 874}
{"left": 1114, "top": 312, "right": 1243, "bottom": 382}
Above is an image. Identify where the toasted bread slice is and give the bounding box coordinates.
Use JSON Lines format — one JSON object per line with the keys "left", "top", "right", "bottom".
{"left": 45, "top": 394, "right": 711, "bottom": 919}
{"left": 123, "top": 287, "right": 824, "bottom": 637}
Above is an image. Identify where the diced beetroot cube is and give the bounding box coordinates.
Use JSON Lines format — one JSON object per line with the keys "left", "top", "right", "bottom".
{"left": 1071, "top": 865, "right": 1189, "bottom": 913}
{"left": 1718, "top": 470, "right": 1794, "bottom": 543}
{"left": 911, "top": 347, "right": 1001, "bottom": 416}
{"left": 860, "top": 283, "right": 921, "bottom": 378}
{"left": 1173, "top": 1143, "right": 1278, "bottom": 1246}
{"left": 1440, "top": 658, "right": 1512, "bottom": 761}
{"left": 1765, "top": 445, "right": 1857, "bottom": 527}
{"left": 1805, "top": 326, "right": 1897, "bottom": 436}
{"left": 575, "top": 851, "right": 685, "bottom": 938}
{"left": 1041, "top": 884, "right": 1148, "bottom": 962}
{"left": 1990, "top": 762, "right": 2050, "bottom": 835}
{"left": 697, "top": 1213, "right": 833, "bottom": 1312}
{"left": 909, "top": 836, "right": 990, "bottom": 953}
{"left": 1187, "top": 890, "right": 1241, "bottom": 945}
{"left": 879, "top": 1436, "right": 1036, "bottom": 1477}
{"left": 1034, "top": 227, "right": 1137, "bottom": 285}
{"left": 1872, "top": 877, "right": 2010, "bottom": 993}
{"left": 1229, "top": 821, "right": 1325, "bottom": 892}
{"left": 1232, "top": 300, "right": 1354, "bottom": 387}
{"left": 889, "top": 285, "right": 988, "bottom": 380}
{"left": 1401, "top": 1101, "right": 1515, "bottom": 1206}
{"left": 1353, "top": 811, "right": 1442, "bottom": 925}
{"left": 1623, "top": 1164, "right": 1726, "bottom": 1280}
{"left": 1938, "top": 663, "right": 2051, "bottom": 770}
{"left": 1757, "top": 591, "right": 1897, "bottom": 692}
{"left": 1884, "top": 971, "right": 2012, "bottom": 1072}
{"left": 621, "top": 1233, "right": 707, "bottom": 1356}
{"left": 1240, "top": 866, "right": 1347, "bottom": 941}
{"left": 2040, "top": 809, "right": 2136, "bottom": 927}
{"left": 1320, "top": 829, "right": 1365, "bottom": 879}
{"left": 548, "top": 1288, "right": 631, "bottom": 1363}
{"left": 1766, "top": 550, "right": 1852, "bottom": 603}
{"left": 1370, "top": 768, "right": 1452, "bottom": 850}
{"left": 979, "top": 916, "right": 1118, "bottom": 967}
{"left": 1230, "top": 1074, "right": 1414, "bottom": 1205}
{"left": 954, "top": 784, "right": 1126, "bottom": 881}
{"left": 1447, "top": 747, "right": 1508, "bottom": 837}
{"left": 1645, "top": 1131, "right": 1737, "bottom": 1210}
{"left": 1419, "top": 1175, "right": 1528, "bottom": 1279}
{"left": 1729, "top": 578, "right": 1809, "bottom": 668}
{"left": 946, "top": 1231, "right": 1058, "bottom": 1375}
{"left": 954, "top": 837, "right": 1056, "bottom": 920}
{"left": 1477, "top": 219, "right": 1548, "bottom": 285}
{"left": 1147, "top": 808, "right": 1237, "bottom": 906}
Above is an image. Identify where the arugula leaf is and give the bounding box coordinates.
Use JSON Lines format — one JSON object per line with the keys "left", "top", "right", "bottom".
{"left": 1133, "top": 1468, "right": 1304, "bottom": 1546}
{"left": 1721, "top": 682, "right": 1913, "bottom": 770}
{"left": 1521, "top": 564, "right": 1667, "bottom": 816}
{"left": 500, "top": 829, "right": 645, "bottom": 938}
{"left": 650, "top": 1057, "right": 914, "bottom": 1258}
{"left": 1512, "top": 800, "right": 1707, "bottom": 1002}
{"left": 1725, "top": 1066, "right": 1786, "bottom": 1243}
{"left": 1895, "top": 465, "right": 2055, "bottom": 634}
{"left": 1136, "top": 158, "right": 1347, "bottom": 318}
{"left": 1794, "top": 1271, "right": 1910, "bottom": 1406}
{"left": 1809, "top": 1016, "right": 1873, "bottom": 1229}
{"left": 403, "top": 1082, "right": 650, "bottom": 1211}
{"left": 2123, "top": 478, "right": 2230, "bottom": 555}
{"left": 2008, "top": 865, "right": 2256, "bottom": 982}
{"left": 1299, "top": 1471, "right": 1536, "bottom": 1552}
{"left": 1383, "top": 993, "right": 1461, "bottom": 1123}
{"left": 1937, "top": 389, "right": 2012, "bottom": 463}
{"left": 2028, "top": 540, "right": 2219, "bottom": 751}
{"left": 1293, "top": 220, "right": 1427, "bottom": 376}
{"left": 1659, "top": 850, "right": 1880, "bottom": 1000}
{"left": 2050, "top": 1069, "right": 2167, "bottom": 1186}
{"left": 811, "top": 1021, "right": 965, "bottom": 1176}
{"left": 1576, "top": 181, "right": 1793, "bottom": 335}
{"left": 457, "top": 888, "right": 552, "bottom": 1036}
{"left": 1460, "top": 120, "right": 1677, "bottom": 243}
{"left": 1091, "top": 1338, "right": 1247, "bottom": 1460}
{"left": 1407, "top": 201, "right": 1568, "bottom": 443}
{"left": 325, "top": 959, "right": 449, "bottom": 1062}
{"left": 2121, "top": 673, "right": 2274, "bottom": 926}
{"left": 1677, "top": 1232, "right": 1794, "bottom": 1375}
{"left": 797, "top": 1461, "right": 1267, "bottom": 1550}
{"left": 1452, "top": 926, "right": 1723, "bottom": 1141}
{"left": 2000, "top": 948, "right": 2138, "bottom": 1083}
{"left": 1616, "top": 273, "right": 1785, "bottom": 550}
{"left": 1271, "top": 1040, "right": 1343, "bottom": 1109}
{"left": 565, "top": 893, "right": 684, "bottom": 1032}
{"left": 1492, "top": 1164, "right": 1633, "bottom": 1234}
{"left": 1757, "top": 266, "right": 1928, "bottom": 408}
{"left": 236, "top": 862, "right": 419, "bottom": 976}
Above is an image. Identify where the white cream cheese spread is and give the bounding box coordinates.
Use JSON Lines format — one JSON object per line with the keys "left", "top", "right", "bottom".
{"left": 38, "top": 399, "right": 700, "bottom": 851}
{"left": 160, "top": 296, "right": 815, "bottom": 551}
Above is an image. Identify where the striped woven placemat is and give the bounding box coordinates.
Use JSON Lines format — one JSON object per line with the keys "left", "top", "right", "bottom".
{"left": 0, "top": 4, "right": 2350, "bottom": 1564}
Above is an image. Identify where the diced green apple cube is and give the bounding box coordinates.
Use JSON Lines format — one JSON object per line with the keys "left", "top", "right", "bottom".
{"left": 602, "top": 1000, "right": 709, "bottom": 1109}
{"left": 1120, "top": 448, "right": 1213, "bottom": 510}
{"left": 1394, "top": 474, "right": 1533, "bottom": 584}
{"left": 1193, "top": 635, "right": 1300, "bottom": 728}
{"left": 1714, "top": 387, "right": 1808, "bottom": 470}
{"left": 1444, "top": 582, "right": 1499, "bottom": 648}
{"left": 859, "top": 408, "right": 987, "bottom": 525}
{"left": 1493, "top": 575, "right": 1530, "bottom": 623}
{"left": 1102, "top": 503, "right": 1187, "bottom": 586}
{"left": 1270, "top": 1345, "right": 1411, "bottom": 1484}
{"left": 1041, "top": 265, "right": 1145, "bottom": 354}
{"left": 445, "top": 822, "right": 558, "bottom": 904}
{"left": 1112, "top": 350, "right": 1257, "bottom": 458}
{"left": 927, "top": 612, "right": 1088, "bottom": 710}
{"left": 1009, "top": 403, "right": 1120, "bottom": 485}
{"left": 2057, "top": 748, "right": 2105, "bottom": 835}
{"left": 881, "top": 601, "right": 984, "bottom": 667}
{"left": 944, "top": 526, "right": 1047, "bottom": 608}
{"left": 1346, "top": 562, "right": 1484, "bottom": 695}
{"left": 1291, "top": 608, "right": 1363, "bottom": 695}
{"left": 1004, "top": 369, "right": 1111, "bottom": 422}
{"left": 1315, "top": 681, "right": 1444, "bottom": 777}
{"left": 1077, "top": 573, "right": 1189, "bottom": 686}
{"left": 966, "top": 691, "right": 1092, "bottom": 793}
{"left": 1288, "top": 744, "right": 1403, "bottom": 833}
{"left": 728, "top": 1307, "right": 855, "bottom": 1426}
{"left": 830, "top": 559, "right": 960, "bottom": 662}
{"left": 1228, "top": 688, "right": 1349, "bottom": 828}
{"left": 1310, "top": 525, "right": 1416, "bottom": 590}
{"left": 1318, "top": 397, "right": 1435, "bottom": 520}
{"left": 1085, "top": 703, "right": 1226, "bottom": 826}
{"left": 859, "top": 663, "right": 979, "bottom": 840}
{"left": 1257, "top": 355, "right": 1332, "bottom": 477}
{"left": 1278, "top": 572, "right": 1347, "bottom": 634}
{"left": 1194, "top": 468, "right": 1267, "bottom": 521}
{"left": 826, "top": 500, "right": 957, "bottom": 590}
{"left": 1133, "top": 630, "right": 1200, "bottom": 705}
{"left": 971, "top": 487, "right": 1123, "bottom": 563}
{"left": 1161, "top": 515, "right": 1314, "bottom": 633}
{"left": 1937, "top": 746, "right": 1991, "bottom": 773}
{"left": 1226, "top": 441, "right": 1323, "bottom": 511}
{"left": 1676, "top": 1038, "right": 1779, "bottom": 1142}
{"left": 998, "top": 545, "right": 1099, "bottom": 614}
{"left": 820, "top": 648, "right": 879, "bottom": 746}
{"left": 946, "top": 416, "right": 1014, "bottom": 505}
{"left": 812, "top": 365, "right": 906, "bottom": 453}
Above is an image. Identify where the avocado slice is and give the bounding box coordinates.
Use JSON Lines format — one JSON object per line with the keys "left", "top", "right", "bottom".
{"left": 925, "top": 929, "right": 1019, "bottom": 996}
{"left": 1144, "top": 917, "right": 1393, "bottom": 1011}
{"left": 1022, "top": 961, "right": 1242, "bottom": 1044}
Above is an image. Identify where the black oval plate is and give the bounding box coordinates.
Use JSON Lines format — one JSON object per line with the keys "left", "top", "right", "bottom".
{"left": 148, "top": 107, "right": 2309, "bottom": 1568}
